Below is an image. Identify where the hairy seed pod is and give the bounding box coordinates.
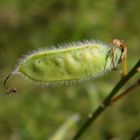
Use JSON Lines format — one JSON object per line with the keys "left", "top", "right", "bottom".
{"left": 12, "top": 41, "right": 122, "bottom": 85}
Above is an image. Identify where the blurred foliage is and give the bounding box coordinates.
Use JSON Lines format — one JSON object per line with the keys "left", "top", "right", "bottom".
{"left": 0, "top": 0, "right": 140, "bottom": 140}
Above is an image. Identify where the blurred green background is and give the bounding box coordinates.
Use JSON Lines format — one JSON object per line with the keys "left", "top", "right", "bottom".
{"left": 0, "top": 0, "right": 140, "bottom": 140}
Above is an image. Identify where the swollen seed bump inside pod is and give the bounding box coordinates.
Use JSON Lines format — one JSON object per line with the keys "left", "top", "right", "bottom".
{"left": 10, "top": 40, "right": 122, "bottom": 86}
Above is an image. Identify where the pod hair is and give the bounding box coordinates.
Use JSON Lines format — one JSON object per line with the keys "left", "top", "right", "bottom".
{"left": 4, "top": 40, "right": 123, "bottom": 93}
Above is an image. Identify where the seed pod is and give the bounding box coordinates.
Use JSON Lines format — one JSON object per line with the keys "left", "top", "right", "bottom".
{"left": 12, "top": 41, "right": 122, "bottom": 85}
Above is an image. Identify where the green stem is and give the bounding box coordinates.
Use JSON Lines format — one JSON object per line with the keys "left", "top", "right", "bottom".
{"left": 73, "top": 59, "right": 140, "bottom": 140}
{"left": 111, "top": 78, "right": 140, "bottom": 104}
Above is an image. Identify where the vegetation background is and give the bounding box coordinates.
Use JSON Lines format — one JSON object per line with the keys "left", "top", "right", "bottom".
{"left": 0, "top": 0, "right": 140, "bottom": 139}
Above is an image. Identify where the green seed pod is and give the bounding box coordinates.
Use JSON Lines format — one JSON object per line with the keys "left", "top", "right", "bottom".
{"left": 12, "top": 41, "right": 122, "bottom": 85}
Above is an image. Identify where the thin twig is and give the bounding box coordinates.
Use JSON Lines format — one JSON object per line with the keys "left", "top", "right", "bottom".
{"left": 73, "top": 59, "right": 140, "bottom": 140}
{"left": 111, "top": 78, "right": 140, "bottom": 104}
{"left": 4, "top": 73, "right": 12, "bottom": 89}
{"left": 4, "top": 73, "right": 16, "bottom": 95}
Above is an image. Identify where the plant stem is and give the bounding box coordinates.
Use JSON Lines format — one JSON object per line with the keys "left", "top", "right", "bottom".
{"left": 111, "top": 78, "right": 140, "bottom": 104}
{"left": 73, "top": 59, "right": 140, "bottom": 140}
